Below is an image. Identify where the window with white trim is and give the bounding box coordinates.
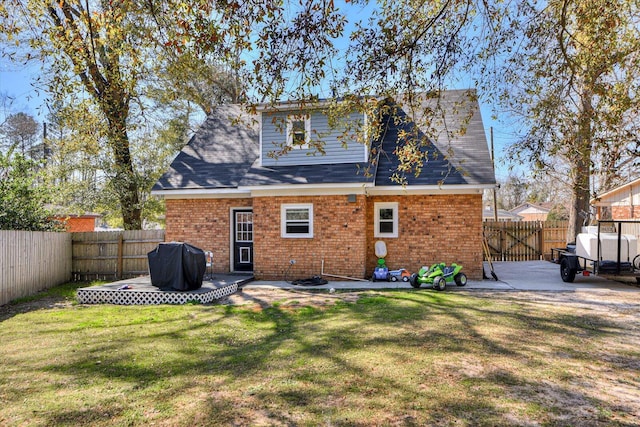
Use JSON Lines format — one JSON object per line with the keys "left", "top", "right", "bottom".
{"left": 374, "top": 202, "right": 398, "bottom": 238}
{"left": 281, "top": 204, "right": 314, "bottom": 238}
{"left": 286, "top": 114, "right": 310, "bottom": 149}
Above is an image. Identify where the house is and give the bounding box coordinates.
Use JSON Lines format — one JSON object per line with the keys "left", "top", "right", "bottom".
{"left": 151, "top": 90, "right": 496, "bottom": 280}
{"left": 483, "top": 208, "right": 523, "bottom": 221}
{"left": 50, "top": 212, "right": 101, "bottom": 232}
{"left": 509, "top": 202, "right": 551, "bottom": 221}
{"left": 592, "top": 177, "right": 640, "bottom": 220}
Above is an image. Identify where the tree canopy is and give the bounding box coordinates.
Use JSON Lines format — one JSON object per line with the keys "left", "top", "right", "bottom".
{"left": 0, "top": 148, "right": 61, "bottom": 231}
{"left": 1, "top": 0, "right": 242, "bottom": 229}
{"left": 494, "top": 0, "right": 640, "bottom": 240}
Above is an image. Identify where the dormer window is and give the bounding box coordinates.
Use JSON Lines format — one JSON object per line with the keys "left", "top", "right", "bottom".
{"left": 286, "top": 114, "right": 310, "bottom": 149}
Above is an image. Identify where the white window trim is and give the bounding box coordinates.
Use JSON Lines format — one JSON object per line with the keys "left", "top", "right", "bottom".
{"left": 286, "top": 114, "right": 311, "bottom": 149}
{"left": 281, "top": 203, "right": 314, "bottom": 238}
{"left": 374, "top": 202, "right": 398, "bottom": 238}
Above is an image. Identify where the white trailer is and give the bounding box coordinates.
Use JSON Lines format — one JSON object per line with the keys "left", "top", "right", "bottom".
{"left": 551, "top": 220, "right": 640, "bottom": 284}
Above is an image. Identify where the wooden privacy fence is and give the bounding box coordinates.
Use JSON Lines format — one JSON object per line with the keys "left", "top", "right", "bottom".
{"left": 72, "top": 230, "right": 164, "bottom": 281}
{"left": 0, "top": 231, "right": 72, "bottom": 306}
{"left": 483, "top": 221, "right": 568, "bottom": 262}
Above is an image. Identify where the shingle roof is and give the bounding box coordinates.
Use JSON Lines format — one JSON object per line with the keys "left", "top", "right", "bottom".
{"left": 373, "top": 90, "right": 495, "bottom": 186}
{"left": 239, "top": 162, "right": 373, "bottom": 186}
{"left": 510, "top": 202, "right": 552, "bottom": 214}
{"left": 152, "top": 90, "right": 495, "bottom": 193}
{"left": 152, "top": 104, "right": 259, "bottom": 191}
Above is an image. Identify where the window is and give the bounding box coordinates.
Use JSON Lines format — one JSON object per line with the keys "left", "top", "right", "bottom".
{"left": 286, "top": 114, "right": 310, "bottom": 149}
{"left": 374, "top": 202, "right": 398, "bottom": 238}
{"left": 281, "top": 204, "right": 313, "bottom": 238}
{"left": 235, "top": 211, "right": 253, "bottom": 242}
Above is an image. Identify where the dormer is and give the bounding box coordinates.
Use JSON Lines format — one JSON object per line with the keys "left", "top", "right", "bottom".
{"left": 257, "top": 101, "right": 368, "bottom": 167}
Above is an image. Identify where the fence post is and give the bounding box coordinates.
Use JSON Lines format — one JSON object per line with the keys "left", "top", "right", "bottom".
{"left": 538, "top": 221, "right": 544, "bottom": 260}
{"left": 117, "top": 233, "right": 124, "bottom": 280}
{"left": 500, "top": 221, "right": 505, "bottom": 261}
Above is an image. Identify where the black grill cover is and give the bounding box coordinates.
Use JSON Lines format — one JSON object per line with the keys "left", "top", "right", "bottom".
{"left": 148, "top": 242, "right": 206, "bottom": 291}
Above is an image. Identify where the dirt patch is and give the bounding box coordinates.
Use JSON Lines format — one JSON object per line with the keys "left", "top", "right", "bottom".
{"left": 0, "top": 297, "right": 73, "bottom": 322}
{"left": 220, "top": 287, "right": 640, "bottom": 312}
{"left": 0, "top": 288, "right": 361, "bottom": 320}
{"left": 470, "top": 289, "right": 640, "bottom": 317}
{"left": 5, "top": 287, "right": 638, "bottom": 317}
{"left": 218, "top": 287, "right": 363, "bottom": 308}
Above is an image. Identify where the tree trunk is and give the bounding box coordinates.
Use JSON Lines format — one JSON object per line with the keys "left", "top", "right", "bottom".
{"left": 567, "top": 89, "right": 594, "bottom": 244}
{"left": 567, "top": 162, "right": 590, "bottom": 243}
{"left": 46, "top": 1, "right": 142, "bottom": 229}
{"left": 105, "top": 106, "right": 142, "bottom": 230}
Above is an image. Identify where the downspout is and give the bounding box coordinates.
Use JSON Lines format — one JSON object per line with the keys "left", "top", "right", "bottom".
{"left": 630, "top": 184, "right": 635, "bottom": 218}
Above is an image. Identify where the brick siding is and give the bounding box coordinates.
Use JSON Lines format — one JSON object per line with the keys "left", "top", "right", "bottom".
{"left": 165, "top": 193, "right": 484, "bottom": 280}
{"left": 252, "top": 195, "right": 367, "bottom": 280}
{"left": 366, "top": 194, "right": 483, "bottom": 280}
{"left": 51, "top": 216, "right": 96, "bottom": 232}
{"left": 165, "top": 198, "right": 252, "bottom": 273}
{"left": 65, "top": 217, "right": 96, "bottom": 232}
{"left": 612, "top": 205, "right": 639, "bottom": 219}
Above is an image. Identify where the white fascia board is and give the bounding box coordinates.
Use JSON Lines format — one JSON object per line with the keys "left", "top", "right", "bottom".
{"left": 151, "top": 188, "right": 251, "bottom": 199}
{"left": 367, "top": 184, "right": 494, "bottom": 196}
{"left": 243, "top": 183, "right": 372, "bottom": 197}
{"left": 256, "top": 100, "right": 332, "bottom": 112}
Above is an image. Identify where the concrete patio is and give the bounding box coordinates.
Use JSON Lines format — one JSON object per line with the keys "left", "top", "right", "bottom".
{"left": 246, "top": 261, "right": 639, "bottom": 293}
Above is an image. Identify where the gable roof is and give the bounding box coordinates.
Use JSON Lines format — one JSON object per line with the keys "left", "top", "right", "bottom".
{"left": 152, "top": 90, "right": 495, "bottom": 196}
{"left": 482, "top": 208, "right": 523, "bottom": 221}
{"left": 373, "top": 90, "right": 494, "bottom": 187}
{"left": 591, "top": 177, "right": 640, "bottom": 206}
{"left": 152, "top": 104, "right": 259, "bottom": 192}
{"left": 510, "top": 202, "right": 552, "bottom": 215}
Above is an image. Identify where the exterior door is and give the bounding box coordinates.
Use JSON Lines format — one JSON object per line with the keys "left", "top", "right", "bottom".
{"left": 233, "top": 209, "right": 253, "bottom": 272}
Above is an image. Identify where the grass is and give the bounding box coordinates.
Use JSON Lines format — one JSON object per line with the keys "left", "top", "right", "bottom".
{"left": 1, "top": 285, "right": 639, "bottom": 426}
{"left": 6, "top": 281, "right": 95, "bottom": 305}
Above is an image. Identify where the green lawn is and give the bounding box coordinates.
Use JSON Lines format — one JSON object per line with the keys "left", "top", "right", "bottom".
{"left": 0, "top": 284, "right": 638, "bottom": 426}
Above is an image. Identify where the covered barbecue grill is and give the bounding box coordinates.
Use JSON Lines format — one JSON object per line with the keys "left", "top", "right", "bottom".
{"left": 147, "top": 242, "right": 206, "bottom": 291}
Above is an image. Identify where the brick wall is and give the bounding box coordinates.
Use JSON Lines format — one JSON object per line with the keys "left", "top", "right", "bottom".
{"left": 165, "top": 193, "right": 484, "bottom": 280}
{"left": 165, "top": 198, "right": 252, "bottom": 273}
{"left": 51, "top": 216, "right": 96, "bottom": 232}
{"left": 65, "top": 217, "right": 96, "bottom": 232}
{"left": 252, "top": 195, "right": 368, "bottom": 280}
{"left": 612, "top": 205, "right": 639, "bottom": 219}
{"left": 366, "top": 194, "right": 484, "bottom": 280}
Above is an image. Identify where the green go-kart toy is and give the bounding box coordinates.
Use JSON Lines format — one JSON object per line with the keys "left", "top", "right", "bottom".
{"left": 409, "top": 263, "right": 467, "bottom": 291}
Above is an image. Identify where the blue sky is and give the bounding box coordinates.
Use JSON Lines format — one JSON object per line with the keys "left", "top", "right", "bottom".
{"left": 0, "top": 57, "right": 50, "bottom": 118}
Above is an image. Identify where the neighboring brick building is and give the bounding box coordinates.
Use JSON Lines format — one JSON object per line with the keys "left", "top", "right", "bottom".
{"left": 592, "top": 177, "right": 640, "bottom": 220}
{"left": 51, "top": 213, "right": 100, "bottom": 232}
{"left": 152, "top": 91, "right": 496, "bottom": 280}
